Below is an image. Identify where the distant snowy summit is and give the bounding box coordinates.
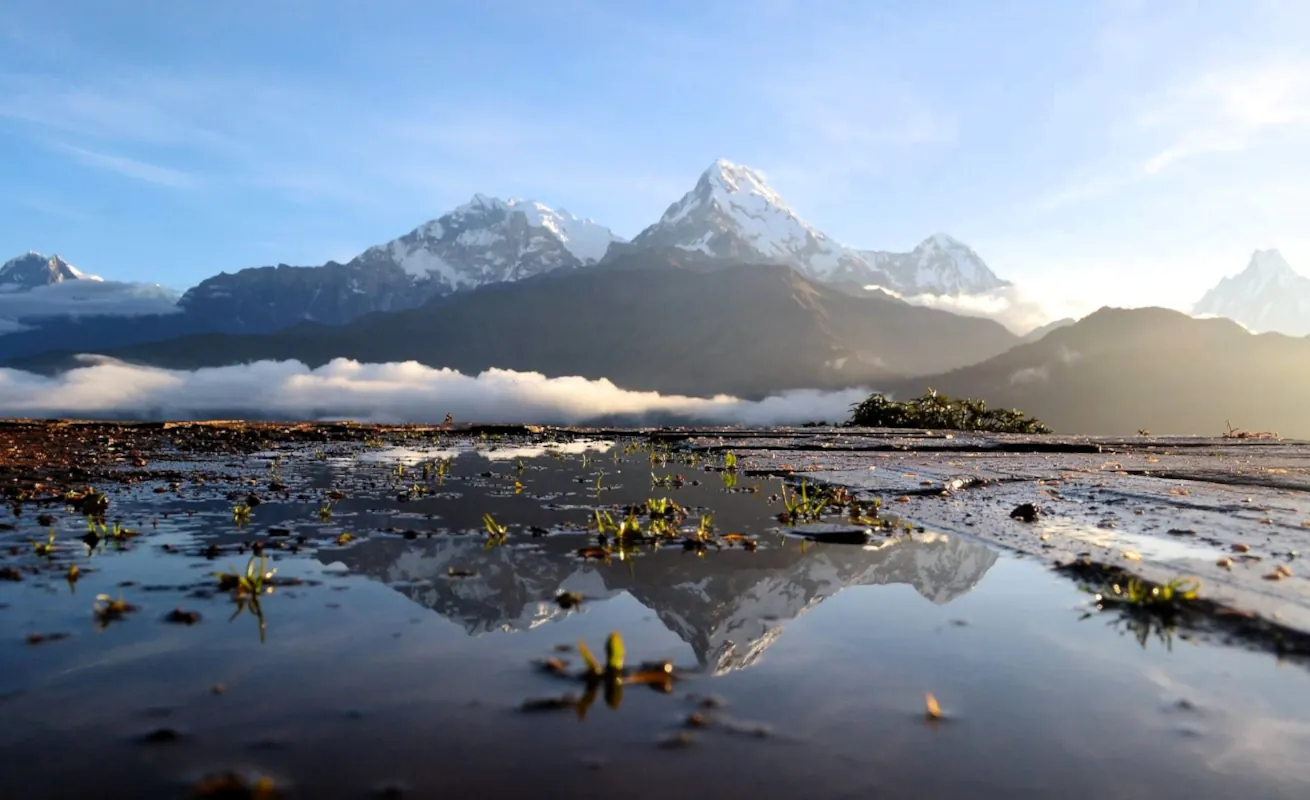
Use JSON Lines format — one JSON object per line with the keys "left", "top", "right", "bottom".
{"left": 177, "top": 194, "right": 625, "bottom": 328}
{"left": 0, "top": 252, "right": 100, "bottom": 290}
{"left": 350, "top": 194, "right": 622, "bottom": 291}
{"left": 1193, "top": 249, "right": 1310, "bottom": 336}
{"left": 0, "top": 251, "right": 180, "bottom": 331}
{"left": 857, "top": 233, "right": 1007, "bottom": 296}
{"left": 628, "top": 159, "right": 1009, "bottom": 296}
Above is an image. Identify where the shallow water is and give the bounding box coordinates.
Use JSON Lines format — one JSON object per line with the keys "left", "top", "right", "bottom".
{"left": 2, "top": 437, "right": 1309, "bottom": 799}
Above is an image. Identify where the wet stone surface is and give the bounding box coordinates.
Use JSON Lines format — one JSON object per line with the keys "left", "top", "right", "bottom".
{"left": 668, "top": 428, "right": 1310, "bottom": 640}
{"left": 1, "top": 422, "right": 1309, "bottom": 798}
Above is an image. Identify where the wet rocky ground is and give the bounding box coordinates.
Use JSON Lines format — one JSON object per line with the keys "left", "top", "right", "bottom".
{"left": 657, "top": 427, "right": 1310, "bottom": 648}
{"left": 1, "top": 420, "right": 1308, "bottom": 798}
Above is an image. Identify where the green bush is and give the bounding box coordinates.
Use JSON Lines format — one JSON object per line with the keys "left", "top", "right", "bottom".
{"left": 846, "top": 389, "right": 1052, "bottom": 434}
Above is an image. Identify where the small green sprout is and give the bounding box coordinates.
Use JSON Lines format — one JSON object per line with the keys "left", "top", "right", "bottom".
{"left": 105, "top": 521, "right": 137, "bottom": 541}
{"left": 483, "top": 512, "right": 509, "bottom": 545}
{"left": 724, "top": 452, "right": 738, "bottom": 471}
{"left": 778, "top": 479, "right": 828, "bottom": 524}
{"left": 33, "top": 530, "right": 56, "bottom": 557}
{"left": 696, "top": 514, "right": 714, "bottom": 540}
{"left": 576, "top": 631, "right": 625, "bottom": 677}
{"left": 318, "top": 502, "right": 333, "bottom": 522}
{"left": 593, "top": 509, "right": 619, "bottom": 536}
{"left": 1098, "top": 576, "right": 1201, "bottom": 608}
{"left": 215, "top": 554, "right": 276, "bottom": 597}
{"left": 617, "top": 511, "right": 644, "bottom": 539}
{"left": 605, "top": 631, "right": 624, "bottom": 672}
{"left": 233, "top": 503, "right": 252, "bottom": 526}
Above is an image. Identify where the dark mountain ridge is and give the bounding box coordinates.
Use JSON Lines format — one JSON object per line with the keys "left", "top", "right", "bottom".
{"left": 883, "top": 307, "right": 1310, "bottom": 437}
{"left": 9, "top": 253, "right": 1021, "bottom": 399}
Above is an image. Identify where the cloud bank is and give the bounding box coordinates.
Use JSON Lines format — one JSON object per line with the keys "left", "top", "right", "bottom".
{"left": 871, "top": 284, "right": 1089, "bottom": 336}
{"left": 0, "top": 280, "right": 180, "bottom": 329}
{"left": 0, "top": 357, "right": 871, "bottom": 426}
{"left": 1008, "top": 346, "right": 1083, "bottom": 386}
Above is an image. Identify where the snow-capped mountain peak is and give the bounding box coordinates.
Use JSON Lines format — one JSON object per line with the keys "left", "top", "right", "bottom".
{"left": 506, "top": 199, "right": 618, "bottom": 264}
{"left": 1246, "top": 248, "right": 1296, "bottom": 281}
{"left": 634, "top": 159, "right": 883, "bottom": 284}
{"left": 867, "top": 233, "right": 1009, "bottom": 295}
{"left": 1193, "top": 248, "right": 1310, "bottom": 335}
{"left": 0, "top": 252, "right": 101, "bottom": 290}
{"left": 630, "top": 159, "right": 1009, "bottom": 295}
{"left": 351, "top": 195, "right": 625, "bottom": 291}
{"left": 701, "top": 158, "right": 789, "bottom": 209}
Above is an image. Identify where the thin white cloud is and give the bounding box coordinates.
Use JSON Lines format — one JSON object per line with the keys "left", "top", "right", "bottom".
{"left": 54, "top": 143, "right": 198, "bottom": 188}
{"left": 871, "top": 284, "right": 1092, "bottom": 336}
{"left": 1135, "top": 59, "right": 1310, "bottom": 176}
{"left": 0, "top": 358, "right": 872, "bottom": 425}
{"left": 1141, "top": 138, "right": 1245, "bottom": 175}
{"left": 1038, "top": 58, "right": 1310, "bottom": 213}
{"left": 0, "top": 280, "right": 180, "bottom": 327}
{"left": 0, "top": 70, "right": 683, "bottom": 231}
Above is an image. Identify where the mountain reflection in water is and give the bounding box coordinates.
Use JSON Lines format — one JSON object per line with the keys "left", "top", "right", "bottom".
{"left": 319, "top": 532, "right": 997, "bottom": 674}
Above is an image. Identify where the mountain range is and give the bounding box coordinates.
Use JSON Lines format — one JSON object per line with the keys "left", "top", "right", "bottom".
{"left": 0, "top": 159, "right": 1008, "bottom": 354}
{"left": 171, "top": 159, "right": 1010, "bottom": 332}
{"left": 19, "top": 253, "right": 1021, "bottom": 398}
{"left": 5, "top": 159, "right": 1310, "bottom": 437}
{"left": 9, "top": 160, "right": 1306, "bottom": 345}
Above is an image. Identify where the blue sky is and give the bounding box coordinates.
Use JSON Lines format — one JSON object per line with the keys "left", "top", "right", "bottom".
{"left": 2, "top": 0, "right": 1308, "bottom": 311}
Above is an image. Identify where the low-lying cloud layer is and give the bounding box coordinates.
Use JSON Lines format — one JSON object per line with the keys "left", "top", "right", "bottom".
{"left": 0, "top": 357, "right": 871, "bottom": 426}
{"left": 0, "top": 280, "right": 180, "bottom": 331}
{"left": 870, "top": 284, "right": 1091, "bottom": 336}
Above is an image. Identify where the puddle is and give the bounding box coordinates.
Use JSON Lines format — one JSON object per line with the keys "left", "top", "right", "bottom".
{"left": 2, "top": 436, "right": 1309, "bottom": 798}
{"left": 1041, "top": 519, "right": 1229, "bottom": 562}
